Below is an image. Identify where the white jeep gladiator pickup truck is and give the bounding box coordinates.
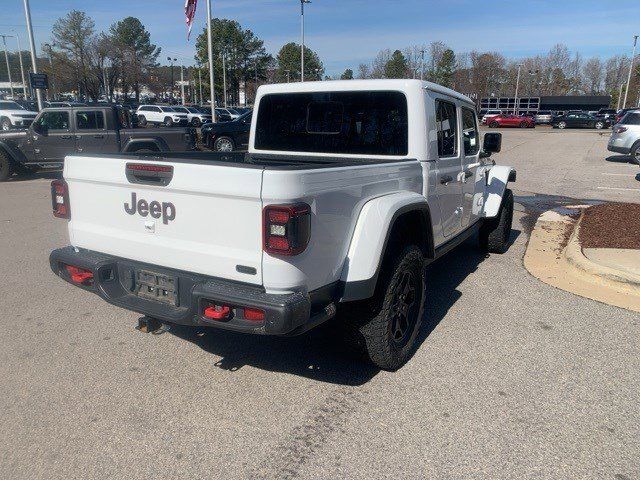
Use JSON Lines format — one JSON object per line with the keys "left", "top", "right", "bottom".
{"left": 49, "top": 80, "right": 515, "bottom": 370}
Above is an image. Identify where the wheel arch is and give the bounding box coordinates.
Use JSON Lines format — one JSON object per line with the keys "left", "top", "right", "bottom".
{"left": 481, "top": 165, "right": 516, "bottom": 218}
{"left": 339, "top": 192, "right": 434, "bottom": 303}
{"left": 0, "top": 141, "right": 25, "bottom": 167}
{"left": 122, "top": 138, "right": 167, "bottom": 153}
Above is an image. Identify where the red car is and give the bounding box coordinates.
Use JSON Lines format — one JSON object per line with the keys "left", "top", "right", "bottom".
{"left": 486, "top": 114, "right": 535, "bottom": 128}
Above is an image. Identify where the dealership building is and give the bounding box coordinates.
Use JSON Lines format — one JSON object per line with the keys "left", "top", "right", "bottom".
{"left": 479, "top": 95, "right": 612, "bottom": 115}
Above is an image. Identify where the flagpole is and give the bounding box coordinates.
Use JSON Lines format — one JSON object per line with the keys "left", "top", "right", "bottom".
{"left": 206, "top": 0, "right": 217, "bottom": 122}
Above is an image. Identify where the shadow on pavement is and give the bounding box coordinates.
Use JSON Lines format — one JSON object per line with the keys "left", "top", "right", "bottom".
{"left": 605, "top": 154, "right": 636, "bottom": 165}
{"left": 6, "top": 170, "right": 62, "bottom": 182}
{"left": 167, "top": 234, "right": 514, "bottom": 386}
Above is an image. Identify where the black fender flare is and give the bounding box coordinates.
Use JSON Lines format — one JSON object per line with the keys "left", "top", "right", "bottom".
{"left": 122, "top": 137, "right": 168, "bottom": 153}
{"left": 0, "top": 140, "right": 28, "bottom": 167}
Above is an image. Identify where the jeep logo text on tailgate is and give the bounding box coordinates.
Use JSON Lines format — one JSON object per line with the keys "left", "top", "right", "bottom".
{"left": 124, "top": 192, "right": 176, "bottom": 224}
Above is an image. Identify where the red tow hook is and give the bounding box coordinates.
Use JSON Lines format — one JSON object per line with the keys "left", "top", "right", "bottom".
{"left": 203, "top": 305, "right": 231, "bottom": 320}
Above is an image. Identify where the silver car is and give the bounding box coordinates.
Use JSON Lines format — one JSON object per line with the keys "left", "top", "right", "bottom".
{"left": 534, "top": 110, "right": 553, "bottom": 124}
{"left": 607, "top": 110, "right": 640, "bottom": 163}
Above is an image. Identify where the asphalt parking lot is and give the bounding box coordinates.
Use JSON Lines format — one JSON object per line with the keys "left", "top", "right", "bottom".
{"left": 488, "top": 126, "right": 639, "bottom": 203}
{"left": 1, "top": 130, "right": 639, "bottom": 479}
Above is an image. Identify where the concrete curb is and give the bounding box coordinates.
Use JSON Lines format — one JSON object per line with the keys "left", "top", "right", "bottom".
{"left": 524, "top": 206, "right": 640, "bottom": 313}
{"left": 564, "top": 213, "right": 640, "bottom": 294}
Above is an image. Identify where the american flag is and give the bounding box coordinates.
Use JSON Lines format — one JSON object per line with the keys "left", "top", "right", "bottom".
{"left": 185, "top": 0, "right": 198, "bottom": 40}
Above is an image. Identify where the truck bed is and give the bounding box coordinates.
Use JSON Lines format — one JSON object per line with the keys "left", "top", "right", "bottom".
{"left": 110, "top": 151, "right": 413, "bottom": 170}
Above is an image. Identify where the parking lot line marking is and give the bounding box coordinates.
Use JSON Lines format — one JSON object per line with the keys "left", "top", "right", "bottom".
{"left": 597, "top": 186, "right": 640, "bottom": 191}
{"left": 602, "top": 173, "right": 637, "bottom": 177}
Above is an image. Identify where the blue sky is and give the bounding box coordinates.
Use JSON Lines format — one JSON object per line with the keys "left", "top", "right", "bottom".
{"left": 2, "top": 0, "right": 639, "bottom": 75}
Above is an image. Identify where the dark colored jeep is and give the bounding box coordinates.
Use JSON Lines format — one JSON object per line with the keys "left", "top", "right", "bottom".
{"left": 0, "top": 106, "right": 197, "bottom": 181}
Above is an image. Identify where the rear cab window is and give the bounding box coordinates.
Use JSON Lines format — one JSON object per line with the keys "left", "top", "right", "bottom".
{"left": 76, "top": 111, "right": 105, "bottom": 130}
{"left": 255, "top": 91, "right": 408, "bottom": 156}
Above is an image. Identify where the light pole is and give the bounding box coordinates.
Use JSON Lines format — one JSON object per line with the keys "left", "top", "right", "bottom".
{"left": 10, "top": 33, "right": 28, "bottom": 99}
{"left": 300, "top": 0, "right": 311, "bottom": 82}
{"left": 180, "top": 64, "right": 185, "bottom": 105}
{"left": 198, "top": 68, "right": 203, "bottom": 106}
{"left": 623, "top": 35, "right": 638, "bottom": 109}
{"left": 0, "top": 35, "right": 15, "bottom": 99}
{"left": 420, "top": 49, "right": 425, "bottom": 80}
{"left": 285, "top": 69, "right": 291, "bottom": 83}
{"left": 206, "top": 0, "right": 217, "bottom": 120}
{"left": 221, "top": 50, "right": 227, "bottom": 108}
{"left": 513, "top": 64, "right": 523, "bottom": 114}
{"left": 22, "top": 0, "right": 43, "bottom": 110}
{"left": 167, "top": 57, "right": 177, "bottom": 101}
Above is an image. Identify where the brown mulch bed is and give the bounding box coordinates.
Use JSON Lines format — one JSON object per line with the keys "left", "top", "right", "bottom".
{"left": 579, "top": 203, "right": 640, "bottom": 249}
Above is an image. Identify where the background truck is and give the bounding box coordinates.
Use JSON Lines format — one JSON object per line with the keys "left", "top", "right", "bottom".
{"left": 49, "top": 80, "right": 515, "bottom": 370}
{"left": 0, "top": 105, "right": 196, "bottom": 181}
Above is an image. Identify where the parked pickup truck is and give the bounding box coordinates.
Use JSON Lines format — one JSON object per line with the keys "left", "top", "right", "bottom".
{"left": 0, "top": 105, "right": 196, "bottom": 181}
{"left": 49, "top": 80, "right": 516, "bottom": 370}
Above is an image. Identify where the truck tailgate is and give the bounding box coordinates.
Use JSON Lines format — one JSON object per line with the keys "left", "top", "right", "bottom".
{"left": 64, "top": 155, "right": 264, "bottom": 285}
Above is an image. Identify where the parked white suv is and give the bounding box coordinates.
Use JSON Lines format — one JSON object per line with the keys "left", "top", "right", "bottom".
{"left": 0, "top": 100, "right": 38, "bottom": 131}
{"left": 481, "top": 109, "right": 503, "bottom": 125}
{"left": 136, "top": 105, "right": 189, "bottom": 127}
{"left": 608, "top": 110, "right": 640, "bottom": 163}
{"left": 49, "top": 80, "right": 516, "bottom": 370}
{"left": 170, "top": 106, "right": 212, "bottom": 126}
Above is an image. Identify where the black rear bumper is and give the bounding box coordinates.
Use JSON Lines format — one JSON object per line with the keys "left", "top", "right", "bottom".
{"left": 49, "top": 246, "right": 334, "bottom": 335}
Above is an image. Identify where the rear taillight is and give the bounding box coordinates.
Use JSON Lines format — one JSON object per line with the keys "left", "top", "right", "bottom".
{"left": 63, "top": 264, "right": 94, "bottom": 286}
{"left": 263, "top": 203, "right": 311, "bottom": 256}
{"left": 51, "top": 179, "right": 70, "bottom": 219}
{"left": 614, "top": 126, "right": 628, "bottom": 134}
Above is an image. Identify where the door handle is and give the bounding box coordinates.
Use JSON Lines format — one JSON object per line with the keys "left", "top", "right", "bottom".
{"left": 440, "top": 175, "right": 454, "bottom": 185}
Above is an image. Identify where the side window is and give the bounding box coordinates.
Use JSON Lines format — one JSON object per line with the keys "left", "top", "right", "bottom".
{"left": 436, "top": 100, "right": 458, "bottom": 157}
{"left": 76, "top": 111, "right": 105, "bottom": 130}
{"left": 152, "top": 107, "right": 161, "bottom": 113}
{"left": 34, "top": 111, "right": 70, "bottom": 131}
{"left": 462, "top": 107, "right": 479, "bottom": 156}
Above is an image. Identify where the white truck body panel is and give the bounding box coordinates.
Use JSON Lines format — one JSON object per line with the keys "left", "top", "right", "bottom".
{"left": 261, "top": 161, "right": 422, "bottom": 294}
{"left": 65, "top": 156, "right": 264, "bottom": 285}
{"left": 340, "top": 191, "right": 428, "bottom": 286}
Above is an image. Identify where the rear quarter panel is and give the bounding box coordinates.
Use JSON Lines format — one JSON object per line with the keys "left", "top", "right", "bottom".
{"left": 261, "top": 161, "right": 423, "bottom": 294}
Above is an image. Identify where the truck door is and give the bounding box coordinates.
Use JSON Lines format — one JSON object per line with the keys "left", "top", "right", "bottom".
{"left": 435, "top": 99, "right": 463, "bottom": 237}
{"left": 460, "top": 106, "right": 482, "bottom": 228}
{"left": 31, "top": 110, "right": 75, "bottom": 163}
{"left": 74, "top": 110, "right": 115, "bottom": 154}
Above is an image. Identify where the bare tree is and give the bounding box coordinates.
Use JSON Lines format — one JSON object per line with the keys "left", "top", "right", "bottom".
{"left": 582, "top": 57, "right": 604, "bottom": 94}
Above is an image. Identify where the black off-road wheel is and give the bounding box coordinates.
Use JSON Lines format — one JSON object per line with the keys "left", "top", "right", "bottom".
{"left": 0, "top": 150, "right": 13, "bottom": 182}
{"left": 138, "top": 115, "right": 147, "bottom": 127}
{"left": 479, "top": 188, "right": 514, "bottom": 254}
{"left": 340, "top": 246, "right": 426, "bottom": 371}
{"left": 489, "top": 121, "right": 499, "bottom": 128}
{"left": 163, "top": 117, "right": 173, "bottom": 127}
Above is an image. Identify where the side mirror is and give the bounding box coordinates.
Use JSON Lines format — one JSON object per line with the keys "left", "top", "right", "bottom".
{"left": 481, "top": 132, "right": 502, "bottom": 158}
